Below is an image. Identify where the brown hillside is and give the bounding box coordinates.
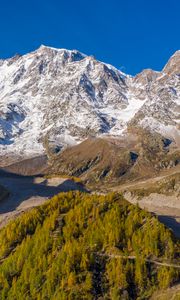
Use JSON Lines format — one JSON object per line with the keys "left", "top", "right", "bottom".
{"left": 47, "top": 130, "right": 180, "bottom": 188}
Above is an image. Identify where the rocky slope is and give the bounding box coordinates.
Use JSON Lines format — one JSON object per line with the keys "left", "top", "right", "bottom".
{"left": 0, "top": 46, "right": 179, "bottom": 157}
{"left": 47, "top": 129, "right": 180, "bottom": 187}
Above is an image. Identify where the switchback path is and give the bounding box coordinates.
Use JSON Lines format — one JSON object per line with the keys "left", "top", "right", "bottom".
{"left": 98, "top": 253, "right": 180, "bottom": 269}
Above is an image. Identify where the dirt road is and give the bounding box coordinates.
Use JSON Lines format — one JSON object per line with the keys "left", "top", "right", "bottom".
{"left": 98, "top": 253, "right": 180, "bottom": 269}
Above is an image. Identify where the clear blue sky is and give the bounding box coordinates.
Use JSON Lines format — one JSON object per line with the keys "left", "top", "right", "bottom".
{"left": 0, "top": 0, "right": 179, "bottom": 75}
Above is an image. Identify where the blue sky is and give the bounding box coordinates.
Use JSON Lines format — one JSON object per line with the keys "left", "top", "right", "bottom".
{"left": 0, "top": 0, "right": 179, "bottom": 74}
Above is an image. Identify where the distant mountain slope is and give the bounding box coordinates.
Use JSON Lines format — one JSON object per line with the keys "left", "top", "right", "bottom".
{"left": 0, "top": 46, "right": 179, "bottom": 156}
{"left": 47, "top": 129, "right": 180, "bottom": 187}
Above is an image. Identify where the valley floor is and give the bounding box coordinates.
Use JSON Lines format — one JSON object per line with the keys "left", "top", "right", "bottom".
{"left": 0, "top": 161, "right": 179, "bottom": 238}
{"left": 0, "top": 171, "right": 85, "bottom": 228}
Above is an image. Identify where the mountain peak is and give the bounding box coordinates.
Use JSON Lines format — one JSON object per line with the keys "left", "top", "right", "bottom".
{"left": 0, "top": 47, "right": 179, "bottom": 155}
{"left": 38, "top": 44, "right": 70, "bottom": 52}
{"left": 163, "top": 50, "right": 180, "bottom": 75}
{"left": 37, "top": 44, "right": 85, "bottom": 55}
{"left": 172, "top": 50, "right": 180, "bottom": 57}
{"left": 34, "top": 45, "right": 86, "bottom": 64}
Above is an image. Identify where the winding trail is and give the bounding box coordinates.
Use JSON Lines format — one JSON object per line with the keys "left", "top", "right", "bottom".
{"left": 98, "top": 253, "right": 180, "bottom": 269}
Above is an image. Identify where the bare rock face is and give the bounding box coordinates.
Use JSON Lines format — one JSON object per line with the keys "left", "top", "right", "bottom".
{"left": 0, "top": 45, "right": 179, "bottom": 156}
{"left": 162, "top": 50, "right": 180, "bottom": 76}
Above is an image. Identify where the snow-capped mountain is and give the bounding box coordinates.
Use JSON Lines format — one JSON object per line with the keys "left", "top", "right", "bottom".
{"left": 0, "top": 45, "right": 179, "bottom": 156}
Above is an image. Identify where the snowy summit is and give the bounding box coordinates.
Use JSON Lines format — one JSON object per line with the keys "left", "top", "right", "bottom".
{"left": 0, "top": 46, "right": 179, "bottom": 156}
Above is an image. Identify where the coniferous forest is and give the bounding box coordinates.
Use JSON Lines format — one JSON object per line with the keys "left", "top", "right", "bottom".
{"left": 0, "top": 192, "right": 179, "bottom": 299}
